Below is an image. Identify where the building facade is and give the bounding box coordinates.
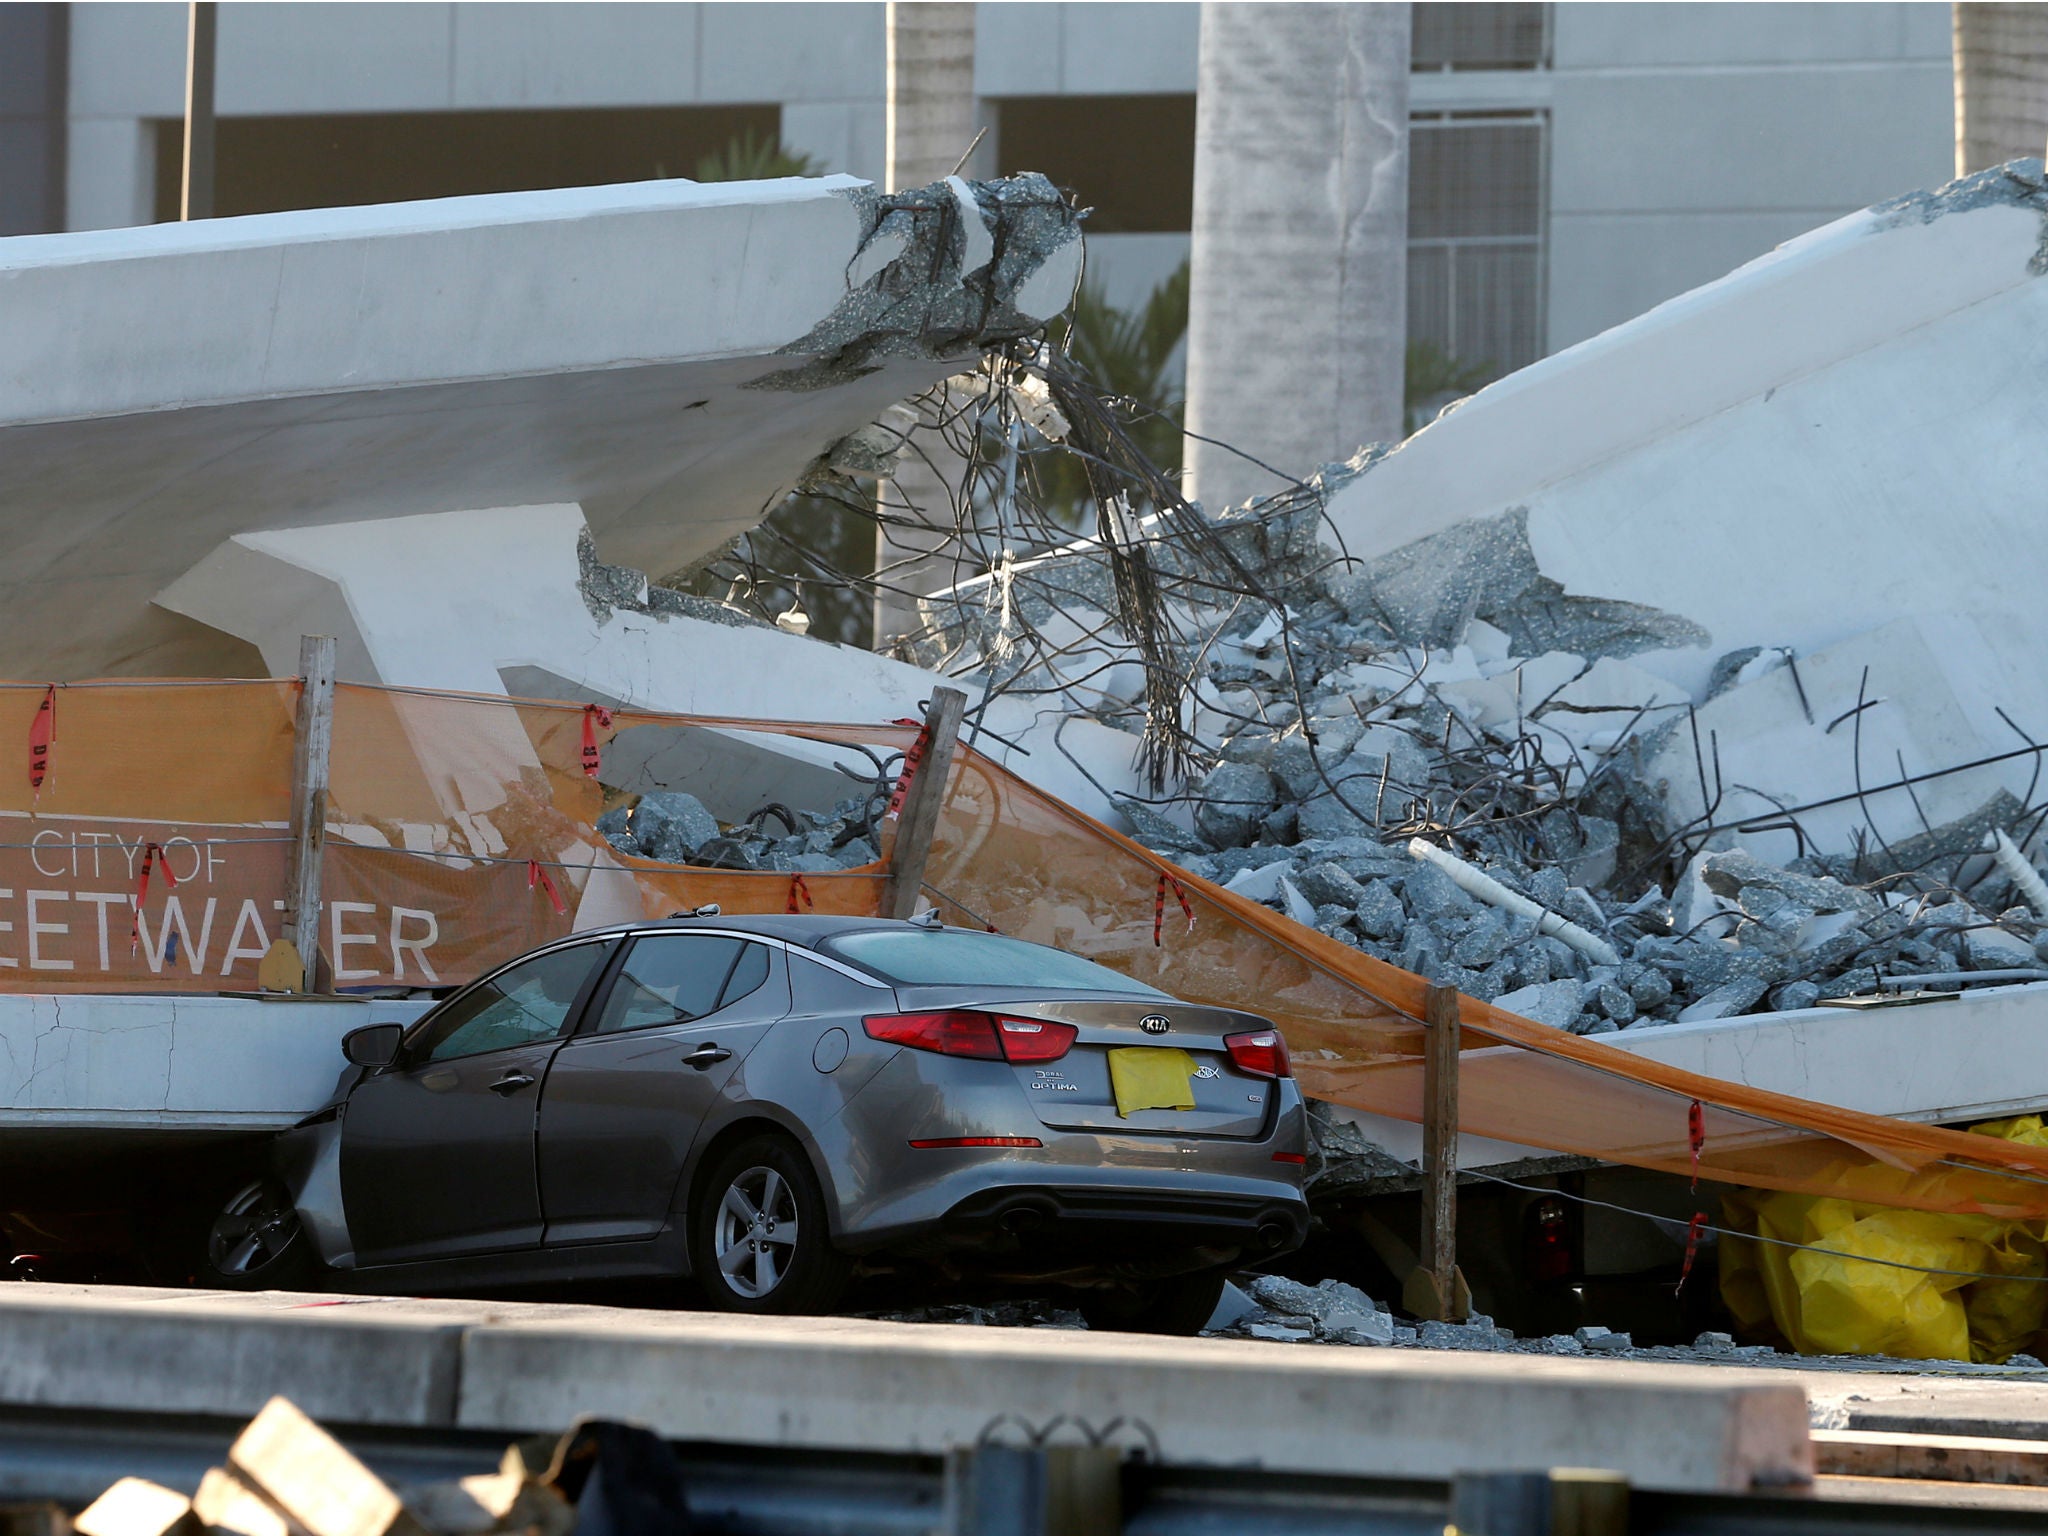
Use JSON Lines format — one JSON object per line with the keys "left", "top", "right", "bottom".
{"left": 9, "top": 2, "right": 1955, "bottom": 376}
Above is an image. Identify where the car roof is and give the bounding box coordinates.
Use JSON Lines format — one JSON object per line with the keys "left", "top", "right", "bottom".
{"left": 587, "top": 913, "right": 949, "bottom": 949}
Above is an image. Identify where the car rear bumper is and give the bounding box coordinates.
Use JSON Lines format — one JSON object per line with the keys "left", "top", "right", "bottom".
{"left": 938, "top": 1182, "right": 1308, "bottom": 1258}
{"left": 817, "top": 1044, "right": 1310, "bottom": 1267}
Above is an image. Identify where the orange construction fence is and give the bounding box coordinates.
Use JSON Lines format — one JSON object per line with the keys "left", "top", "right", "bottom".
{"left": 4, "top": 676, "right": 2048, "bottom": 1222}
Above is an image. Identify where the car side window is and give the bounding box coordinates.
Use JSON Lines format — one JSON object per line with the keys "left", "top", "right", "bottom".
{"left": 593, "top": 935, "right": 768, "bottom": 1035}
{"left": 410, "top": 943, "right": 607, "bottom": 1064}
{"left": 720, "top": 943, "right": 770, "bottom": 1009}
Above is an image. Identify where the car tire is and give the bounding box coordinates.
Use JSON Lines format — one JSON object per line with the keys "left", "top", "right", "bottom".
{"left": 690, "top": 1135, "right": 848, "bottom": 1315}
{"left": 1076, "top": 1268, "right": 1230, "bottom": 1336}
{"left": 202, "top": 1177, "right": 319, "bottom": 1291}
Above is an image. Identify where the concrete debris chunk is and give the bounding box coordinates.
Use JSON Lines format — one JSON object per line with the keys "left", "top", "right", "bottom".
{"left": 1246, "top": 1273, "right": 1336, "bottom": 1320}
{"left": 75, "top": 1479, "right": 196, "bottom": 1536}
{"left": 1243, "top": 1321, "right": 1315, "bottom": 1342}
{"left": 1676, "top": 977, "right": 1770, "bottom": 1024}
{"left": 229, "top": 1397, "right": 425, "bottom": 1536}
{"left": 627, "top": 790, "right": 722, "bottom": 861}
{"left": 1193, "top": 761, "right": 1278, "bottom": 848}
{"left": 1203, "top": 1280, "right": 1260, "bottom": 1332}
{"left": 192, "top": 1469, "right": 295, "bottom": 1536}
{"left": 402, "top": 1448, "right": 573, "bottom": 1536}
{"left": 1964, "top": 924, "right": 2036, "bottom": 970}
{"left": 1578, "top": 1328, "right": 1636, "bottom": 1355}
{"left": 1492, "top": 980, "right": 1584, "bottom": 1032}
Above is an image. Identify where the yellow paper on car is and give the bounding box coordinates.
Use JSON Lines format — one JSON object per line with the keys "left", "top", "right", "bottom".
{"left": 1108, "top": 1047, "right": 1197, "bottom": 1116}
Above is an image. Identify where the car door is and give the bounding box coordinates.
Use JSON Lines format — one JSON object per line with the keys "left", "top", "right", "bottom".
{"left": 536, "top": 932, "right": 790, "bottom": 1246}
{"left": 340, "top": 937, "right": 615, "bottom": 1266}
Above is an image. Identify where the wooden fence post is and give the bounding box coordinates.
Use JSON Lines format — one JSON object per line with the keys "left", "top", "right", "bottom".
{"left": 1420, "top": 980, "right": 1465, "bottom": 1321}
{"left": 882, "top": 686, "right": 969, "bottom": 919}
{"left": 280, "top": 635, "right": 336, "bottom": 990}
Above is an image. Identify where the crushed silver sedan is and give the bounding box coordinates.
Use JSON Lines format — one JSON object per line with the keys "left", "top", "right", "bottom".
{"left": 207, "top": 914, "right": 1309, "bottom": 1333}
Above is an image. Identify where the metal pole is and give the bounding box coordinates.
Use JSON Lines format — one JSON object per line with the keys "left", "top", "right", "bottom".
{"left": 1420, "top": 980, "right": 1463, "bottom": 1321}
{"left": 282, "top": 635, "right": 336, "bottom": 990}
{"left": 181, "top": 1, "right": 216, "bottom": 220}
{"left": 882, "top": 686, "right": 969, "bottom": 919}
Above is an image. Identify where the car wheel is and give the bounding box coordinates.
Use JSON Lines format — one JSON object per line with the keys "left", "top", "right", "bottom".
{"left": 690, "top": 1136, "right": 848, "bottom": 1315}
{"left": 1076, "top": 1268, "right": 1229, "bottom": 1336}
{"left": 203, "top": 1178, "right": 317, "bottom": 1290}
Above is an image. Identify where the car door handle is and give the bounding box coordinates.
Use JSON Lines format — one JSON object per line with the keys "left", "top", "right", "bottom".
{"left": 681, "top": 1044, "right": 732, "bottom": 1070}
{"left": 488, "top": 1071, "right": 538, "bottom": 1096}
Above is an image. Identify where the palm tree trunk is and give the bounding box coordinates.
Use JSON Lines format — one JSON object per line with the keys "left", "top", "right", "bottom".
{"left": 1955, "top": 2, "right": 2048, "bottom": 176}
{"left": 1183, "top": 2, "right": 1412, "bottom": 513}
{"left": 874, "top": 2, "right": 978, "bottom": 652}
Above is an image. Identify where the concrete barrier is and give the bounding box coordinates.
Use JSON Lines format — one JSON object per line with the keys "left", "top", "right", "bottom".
{"left": 0, "top": 1285, "right": 1811, "bottom": 1493}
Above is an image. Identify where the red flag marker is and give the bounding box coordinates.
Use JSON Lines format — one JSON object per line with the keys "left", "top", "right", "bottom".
{"left": 28, "top": 686, "right": 54, "bottom": 800}
{"left": 1152, "top": 871, "right": 1195, "bottom": 946}
{"left": 1676, "top": 1212, "right": 1710, "bottom": 1294}
{"left": 580, "top": 704, "right": 614, "bottom": 780}
{"left": 527, "top": 859, "right": 567, "bottom": 915}
{"left": 1688, "top": 1098, "right": 1706, "bottom": 1191}
{"left": 129, "top": 841, "right": 179, "bottom": 953}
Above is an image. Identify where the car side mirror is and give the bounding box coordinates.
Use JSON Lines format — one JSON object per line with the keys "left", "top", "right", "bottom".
{"left": 342, "top": 1022, "right": 404, "bottom": 1069}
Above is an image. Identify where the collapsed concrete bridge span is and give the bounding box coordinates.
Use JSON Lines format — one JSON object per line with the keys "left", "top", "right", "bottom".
{"left": 0, "top": 170, "right": 1082, "bottom": 682}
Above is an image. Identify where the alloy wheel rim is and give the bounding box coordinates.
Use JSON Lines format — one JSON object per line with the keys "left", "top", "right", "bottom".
{"left": 713, "top": 1164, "right": 799, "bottom": 1299}
{"left": 208, "top": 1181, "right": 300, "bottom": 1276}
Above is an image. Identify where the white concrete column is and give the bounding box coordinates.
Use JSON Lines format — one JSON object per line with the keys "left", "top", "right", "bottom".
{"left": 1954, "top": 2, "right": 2048, "bottom": 176}
{"left": 1183, "top": 2, "right": 1411, "bottom": 513}
{"left": 874, "top": 1, "right": 979, "bottom": 652}
{"left": 65, "top": 117, "right": 156, "bottom": 231}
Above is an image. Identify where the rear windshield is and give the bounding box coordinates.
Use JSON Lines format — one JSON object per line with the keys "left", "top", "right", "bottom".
{"left": 820, "top": 929, "right": 1166, "bottom": 995}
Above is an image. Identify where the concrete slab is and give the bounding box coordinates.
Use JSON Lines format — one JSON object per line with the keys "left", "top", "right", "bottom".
{"left": 0, "top": 1286, "right": 471, "bottom": 1428}
{"left": 1805, "top": 1372, "right": 2048, "bottom": 1443}
{"left": 0, "top": 1284, "right": 1811, "bottom": 1493}
{"left": 1327, "top": 981, "right": 2048, "bottom": 1176}
{"left": 0, "top": 994, "right": 431, "bottom": 1135}
{"left": 0, "top": 172, "right": 1082, "bottom": 679}
{"left": 455, "top": 1308, "right": 1812, "bottom": 1493}
{"left": 1323, "top": 161, "right": 2048, "bottom": 856}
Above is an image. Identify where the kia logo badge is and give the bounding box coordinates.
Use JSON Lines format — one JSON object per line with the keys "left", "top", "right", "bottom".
{"left": 1139, "top": 1014, "right": 1172, "bottom": 1035}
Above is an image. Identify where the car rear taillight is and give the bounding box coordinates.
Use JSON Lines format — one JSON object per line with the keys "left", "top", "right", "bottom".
{"left": 863, "top": 1010, "right": 1077, "bottom": 1064}
{"left": 1526, "top": 1195, "right": 1574, "bottom": 1284}
{"left": 908, "top": 1137, "right": 1043, "bottom": 1149}
{"left": 1225, "top": 1028, "right": 1291, "bottom": 1079}
{"left": 994, "top": 1017, "right": 1076, "bottom": 1063}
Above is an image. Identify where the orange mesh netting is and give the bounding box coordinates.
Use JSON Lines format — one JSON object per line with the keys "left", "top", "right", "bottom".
{"left": 918, "top": 749, "right": 2048, "bottom": 1220}
{"left": 7, "top": 675, "right": 2048, "bottom": 1219}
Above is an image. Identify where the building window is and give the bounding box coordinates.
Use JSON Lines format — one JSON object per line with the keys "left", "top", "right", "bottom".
{"left": 1411, "top": 3, "right": 1551, "bottom": 72}
{"left": 1406, "top": 112, "right": 1547, "bottom": 423}
{"left": 994, "top": 96, "right": 1195, "bottom": 234}
{"left": 151, "top": 105, "right": 779, "bottom": 222}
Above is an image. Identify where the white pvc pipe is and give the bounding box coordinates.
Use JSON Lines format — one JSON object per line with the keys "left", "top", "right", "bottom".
{"left": 1406, "top": 837, "right": 1623, "bottom": 968}
{"left": 1987, "top": 828, "right": 2048, "bottom": 920}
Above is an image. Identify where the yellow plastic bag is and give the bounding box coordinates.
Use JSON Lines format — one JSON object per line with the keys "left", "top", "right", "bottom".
{"left": 1719, "top": 1117, "right": 2048, "bottom": 1361}
{"left": 1108, "top": 1047, "right": 1196, "bottom": 1116}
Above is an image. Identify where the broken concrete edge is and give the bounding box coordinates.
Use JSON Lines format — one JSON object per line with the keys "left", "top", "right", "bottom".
{"left": 751, "top": 172, "right": 1083, "bottom": 393}
{"left": 0, "top": 1284, "right": 1811, "bottom": 1494}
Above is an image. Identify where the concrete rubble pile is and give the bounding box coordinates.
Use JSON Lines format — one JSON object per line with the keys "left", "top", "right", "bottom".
{"left": 873, "top": 1273, "right": 2048, "bottom": 1374}
{"left": 906, "top": 456, "right": 2048, "bottom": 1036}
{"left": 61, "top": 1396, "right": 684, "bottom": 1536}
{"left": 599, "top": 787, "right": 886, "bottom": 875}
